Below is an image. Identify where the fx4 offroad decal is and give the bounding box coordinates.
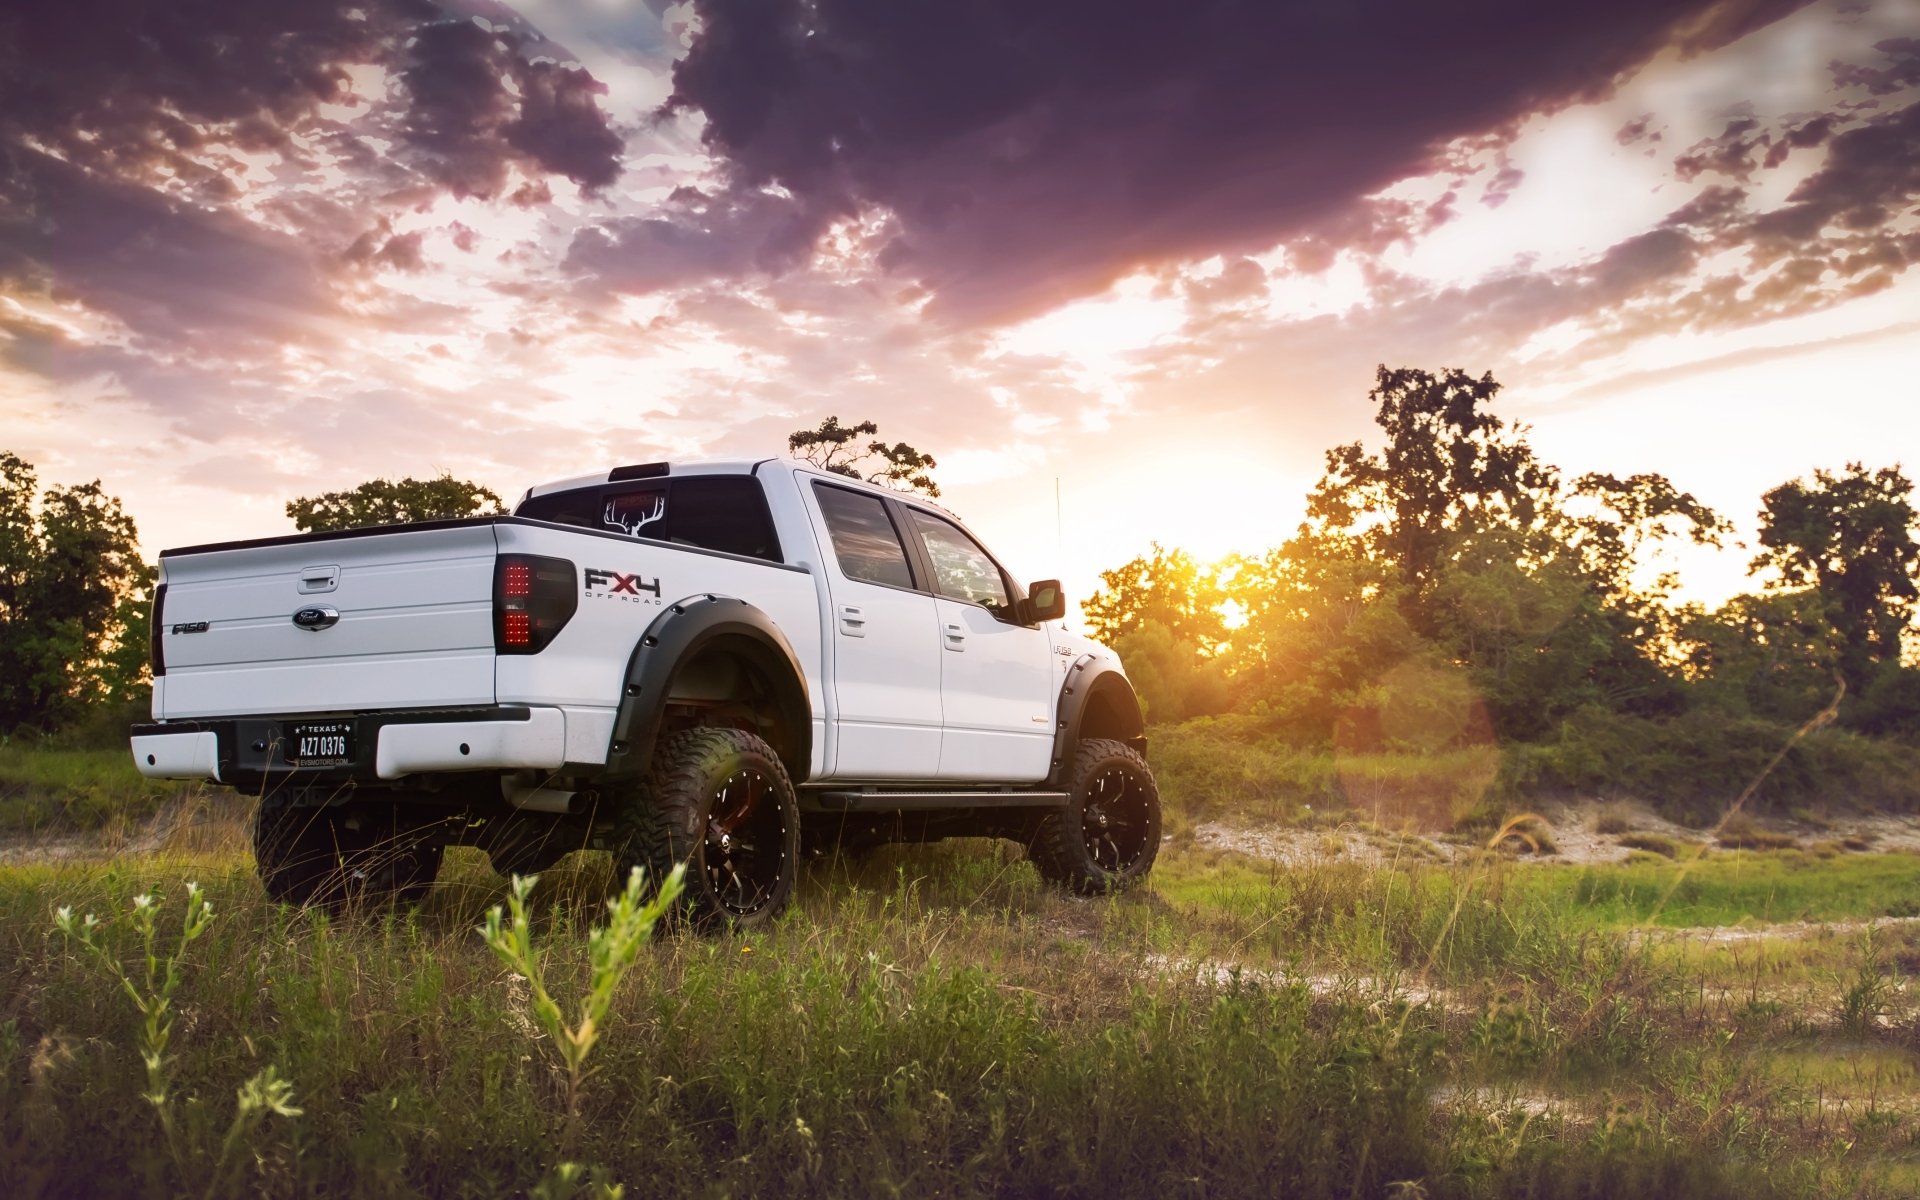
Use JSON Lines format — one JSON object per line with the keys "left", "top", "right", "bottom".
{"left": 585, "top": 568, "right": 664, "bottom": 605}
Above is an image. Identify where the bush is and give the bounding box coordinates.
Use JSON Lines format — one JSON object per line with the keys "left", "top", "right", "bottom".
{"left": 1492, "top": 708, "right": 1920, "bottom": 826}
{"left": 1149, "top": 707, "right": 1920, "bottom": 833}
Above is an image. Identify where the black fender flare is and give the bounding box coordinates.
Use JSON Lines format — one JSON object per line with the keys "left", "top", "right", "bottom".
{"left": 1046, "top": 656, "right": 1147, "bottom": 787}
{"left": 604, "top": 595, "right": 812, "bottom": 783}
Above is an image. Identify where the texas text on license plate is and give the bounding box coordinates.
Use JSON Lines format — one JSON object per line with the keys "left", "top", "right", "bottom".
{"left": 287, "top": 721, "right": 355, "bottom": 767}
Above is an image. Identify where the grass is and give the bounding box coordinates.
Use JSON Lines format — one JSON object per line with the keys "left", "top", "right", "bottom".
{"left": 1516, "top": 849, "right": 1920, "bottom": 928}
{"left": 5, "top": 828, "right": 1920, "bottom": 1196}
{"left": 0, "top": 741, "right": 204, "bottom": 834}
{"left": 8, "top": 719, "right": 1920, "bottom": 1195}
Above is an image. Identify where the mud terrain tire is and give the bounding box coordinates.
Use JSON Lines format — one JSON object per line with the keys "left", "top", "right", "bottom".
{"left": 254, "top": 800, "right": 444, "bottom": 910}
{"left": 1030, "top": 738, "right": 1161, "bottom": 895}
{"left": 616, "top": 727, "right": 800, "bottom": 930}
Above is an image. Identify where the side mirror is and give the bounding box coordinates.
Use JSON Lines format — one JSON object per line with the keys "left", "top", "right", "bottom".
{"left": 1025, "top": 579, "right": 1067, "bottom": 624}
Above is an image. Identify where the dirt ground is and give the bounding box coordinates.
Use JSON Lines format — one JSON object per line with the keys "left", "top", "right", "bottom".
{"left": 1190, "top": 797, "right": 1920, "bottom": 869}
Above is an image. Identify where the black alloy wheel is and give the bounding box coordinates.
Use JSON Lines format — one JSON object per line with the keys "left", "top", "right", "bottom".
{"left": 702, "top": 765, "right": 787, "bottom": 915}
{"left": 1080, "top": 763, "right": 1156, "bottom": 874}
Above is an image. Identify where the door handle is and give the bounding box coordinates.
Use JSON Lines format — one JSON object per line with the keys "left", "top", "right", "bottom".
{"left": 839, "top": 605, "right": 866, "bottom": 637}
{"left": 944, "top": 622, "right": 966, "bottom": 651}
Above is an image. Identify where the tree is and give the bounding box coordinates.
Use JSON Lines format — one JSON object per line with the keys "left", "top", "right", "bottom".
{"left": 285, "top": 474, "right": 506, "bottom": 533}
{"left": 1677, "top": 590, "right": 1841, "bottom": 725}
{"left": 1276, "top": 366, "right": 1725, "bottom": 738}
{"left": 1082, "top": 543, "right": 1230, "bottom": 655}
{"left": 1305, "top": 366, "right": 1559, "bottom": 626}
{"left": 1750, "top": 463, "right": 1918, "bottom": 696}
{"left": 787, "top": 417, "right": 940, "bottom": 497}
{"left": 0, "top": 452, "right": 152, "bottom": 731}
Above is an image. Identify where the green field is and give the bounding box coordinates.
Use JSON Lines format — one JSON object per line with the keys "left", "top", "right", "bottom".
{"left": 6, "top": 749, "right": 1920, "bottom": 1197}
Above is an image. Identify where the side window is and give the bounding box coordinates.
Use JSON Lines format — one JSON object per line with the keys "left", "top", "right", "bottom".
{"left": 668, "top": 477, "right": 782, "bottom": 561}
{"left": 813, "top": 484, "right": 915, "bottom": 589}
{"left": 603, "top": 485, "right": 669, "bottom": 538}
{"left": 907, "top": 511, "right": 1010, "bottom": 611}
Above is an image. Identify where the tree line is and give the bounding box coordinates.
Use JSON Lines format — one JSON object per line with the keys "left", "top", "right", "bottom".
{"left": 1082, "top": 366, "right": 1920, "bottom": 749}
{"left": 1, "top": 386, "right": 1914, "bottom": 755}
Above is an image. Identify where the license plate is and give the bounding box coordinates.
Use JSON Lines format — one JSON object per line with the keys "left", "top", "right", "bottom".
{"left": 287, "top": 721, "right": 355, "bottom": 767}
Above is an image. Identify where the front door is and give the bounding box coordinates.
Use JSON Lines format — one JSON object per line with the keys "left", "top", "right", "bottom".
{"left": 902, "top": 508, "right": 1055, "bottom": 783}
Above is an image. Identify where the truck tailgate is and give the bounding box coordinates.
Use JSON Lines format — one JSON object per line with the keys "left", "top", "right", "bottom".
{"left": 154, "top": 524, "right": 498, "bottom": 719}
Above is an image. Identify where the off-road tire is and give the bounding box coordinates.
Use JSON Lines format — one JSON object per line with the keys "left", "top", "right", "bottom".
{"left": 1029, "top": 738, "right": 1161, "bottom": 895}
{"left": 254, "top": 800, "right": 444, "bottom": 910}
{"left": 616, "top": 727, "right": 800, "bottom": 930}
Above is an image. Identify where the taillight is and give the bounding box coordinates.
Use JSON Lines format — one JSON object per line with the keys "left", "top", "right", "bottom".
{"left": 494, "top": 555, "right": 577, "bottom": 654}
{"left": 149, "top": 582, "right": 168, "bottom": 677}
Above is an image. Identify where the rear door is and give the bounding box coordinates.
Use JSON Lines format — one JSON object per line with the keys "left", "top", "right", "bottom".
{"left": 154, "top": 524, "right": 498, "bottom": 719}
{"left": 806, "top": 482, "right": 944, "bottom": 779}
{"left": 900, "top": 507, "right": 1055, "bottom": 783}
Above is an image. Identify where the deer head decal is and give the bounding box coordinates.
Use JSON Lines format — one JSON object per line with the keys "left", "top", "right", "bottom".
{"left": 604, "top": 491, "right": 666, "bottom": 537}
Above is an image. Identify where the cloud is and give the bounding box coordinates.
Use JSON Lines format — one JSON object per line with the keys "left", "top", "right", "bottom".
{"left": 626, "top": 0, "right": 1816, "bottom": 323}
{"left": 0, "top": 150, "right": 345, "bottom": 351}
{"left": 400, "top": 17, "right": 624, "bottom": 198}
{"left": 0, "top": 1, "right": 627, "bottom": 223}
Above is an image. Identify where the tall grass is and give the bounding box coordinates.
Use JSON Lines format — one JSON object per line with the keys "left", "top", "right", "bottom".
{"left": 0, "top": 741, "right": 203, "bottom": 834}
{"left": 1, "top": 836, "right": 1912, "bottom": 1197}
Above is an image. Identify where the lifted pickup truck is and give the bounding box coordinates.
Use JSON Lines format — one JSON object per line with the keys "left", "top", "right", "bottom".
{"left": 132, "top": 459, "right": 1159, "bottom": 925}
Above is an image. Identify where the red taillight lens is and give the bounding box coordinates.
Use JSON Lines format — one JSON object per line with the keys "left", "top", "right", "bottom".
{"left": 494, "top": 555, "right": 577, "bottom": 655}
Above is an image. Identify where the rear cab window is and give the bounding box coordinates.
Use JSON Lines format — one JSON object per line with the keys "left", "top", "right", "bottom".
{"left": 812, "top": 483, "right": 915, "bottom": 589}
{"left": 516, "top": 475, "right": 782, "bottom": 562}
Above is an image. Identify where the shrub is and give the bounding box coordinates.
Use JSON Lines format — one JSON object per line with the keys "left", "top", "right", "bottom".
{"left": 1617, "top": 832, "right": 1684, "bottom": 859}
{"left": 1716, "top": 813, "right": 1799, "bottom": 852}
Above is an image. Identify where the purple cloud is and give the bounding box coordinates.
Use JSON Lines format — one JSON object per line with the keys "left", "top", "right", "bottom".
{"left": 621, "top": 0, "right": 1818, "bottom": 323}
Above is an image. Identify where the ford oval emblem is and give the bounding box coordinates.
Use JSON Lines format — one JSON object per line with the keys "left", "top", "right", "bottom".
{"left": 292, "top": 605, "right": 340, "bottom": 631}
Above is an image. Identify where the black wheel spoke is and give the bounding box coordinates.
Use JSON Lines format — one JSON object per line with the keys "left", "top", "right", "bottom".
{"left": 701, "top": 767, "right": 790, "bottom": 915}
{"left": 1080, "top": 767, "right": 1151, "bottom": 874}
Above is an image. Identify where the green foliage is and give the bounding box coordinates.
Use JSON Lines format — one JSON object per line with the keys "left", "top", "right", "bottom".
{"left": 0, "top": 451, "right": 152, "bottom": 732}
{"left": 1083, "top": 542, "right": 1231, "bottom": 652}
{"left": 1084, "top": 365, "right": 1919, "bottom": 759}
{"left": 1752, "top": 463, "right": 1918, "bottom": 696}
{"left": 10, "top": 840, "right": 1913, "bottom": 1197}
{"left": 53, "top": 881, "right": 302, "bottom": 1197}
{"left": 1305, "top": 365, "right": 1557, "bottom": 614}
{"left": 284, "top": 472, "right": 506, "bottom": 533}
{"left": 1493, "top": 708, "right": 1920, "bottom": 825}
{"left": 54, "top": 882, "right": 217, "bottom": 1157}
{"left": 787, "top": 416, "right": 940, "bottom": 496}
{"left": 1109, "top": 619, "right": 1232, "bottom": 722}
{"left": 480, "top": 865, "right": 685, "bottom": 1128}
{"left": 0, "top": 741, "right": 195, "bottom": 832}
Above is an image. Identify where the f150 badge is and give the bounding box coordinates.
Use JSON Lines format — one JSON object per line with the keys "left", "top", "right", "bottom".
{"left": 585, "top": 568, "right": 663, "bottom": 605}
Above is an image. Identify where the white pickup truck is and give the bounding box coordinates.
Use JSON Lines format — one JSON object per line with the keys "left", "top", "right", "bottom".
{"left": 132, "top": 459, "right": 1159, "bottom": 925}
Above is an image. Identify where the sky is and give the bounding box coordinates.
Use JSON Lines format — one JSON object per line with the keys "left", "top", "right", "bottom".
{"left": 2, "top": 0, "right": 1917, "bottom": 617}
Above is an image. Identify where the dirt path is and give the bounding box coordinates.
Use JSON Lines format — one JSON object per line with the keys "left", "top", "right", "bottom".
{"left": 1190, "top": 798, "right": 1920, "bottom": 869}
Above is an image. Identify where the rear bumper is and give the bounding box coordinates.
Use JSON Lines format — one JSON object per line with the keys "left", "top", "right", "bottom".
{"left": 130, "top": 706, "right": 569, "bottom": 783}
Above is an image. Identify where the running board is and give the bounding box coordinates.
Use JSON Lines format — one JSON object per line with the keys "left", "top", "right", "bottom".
{"left": 805, "top": 789, "right": 1069, "bottom": 813}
